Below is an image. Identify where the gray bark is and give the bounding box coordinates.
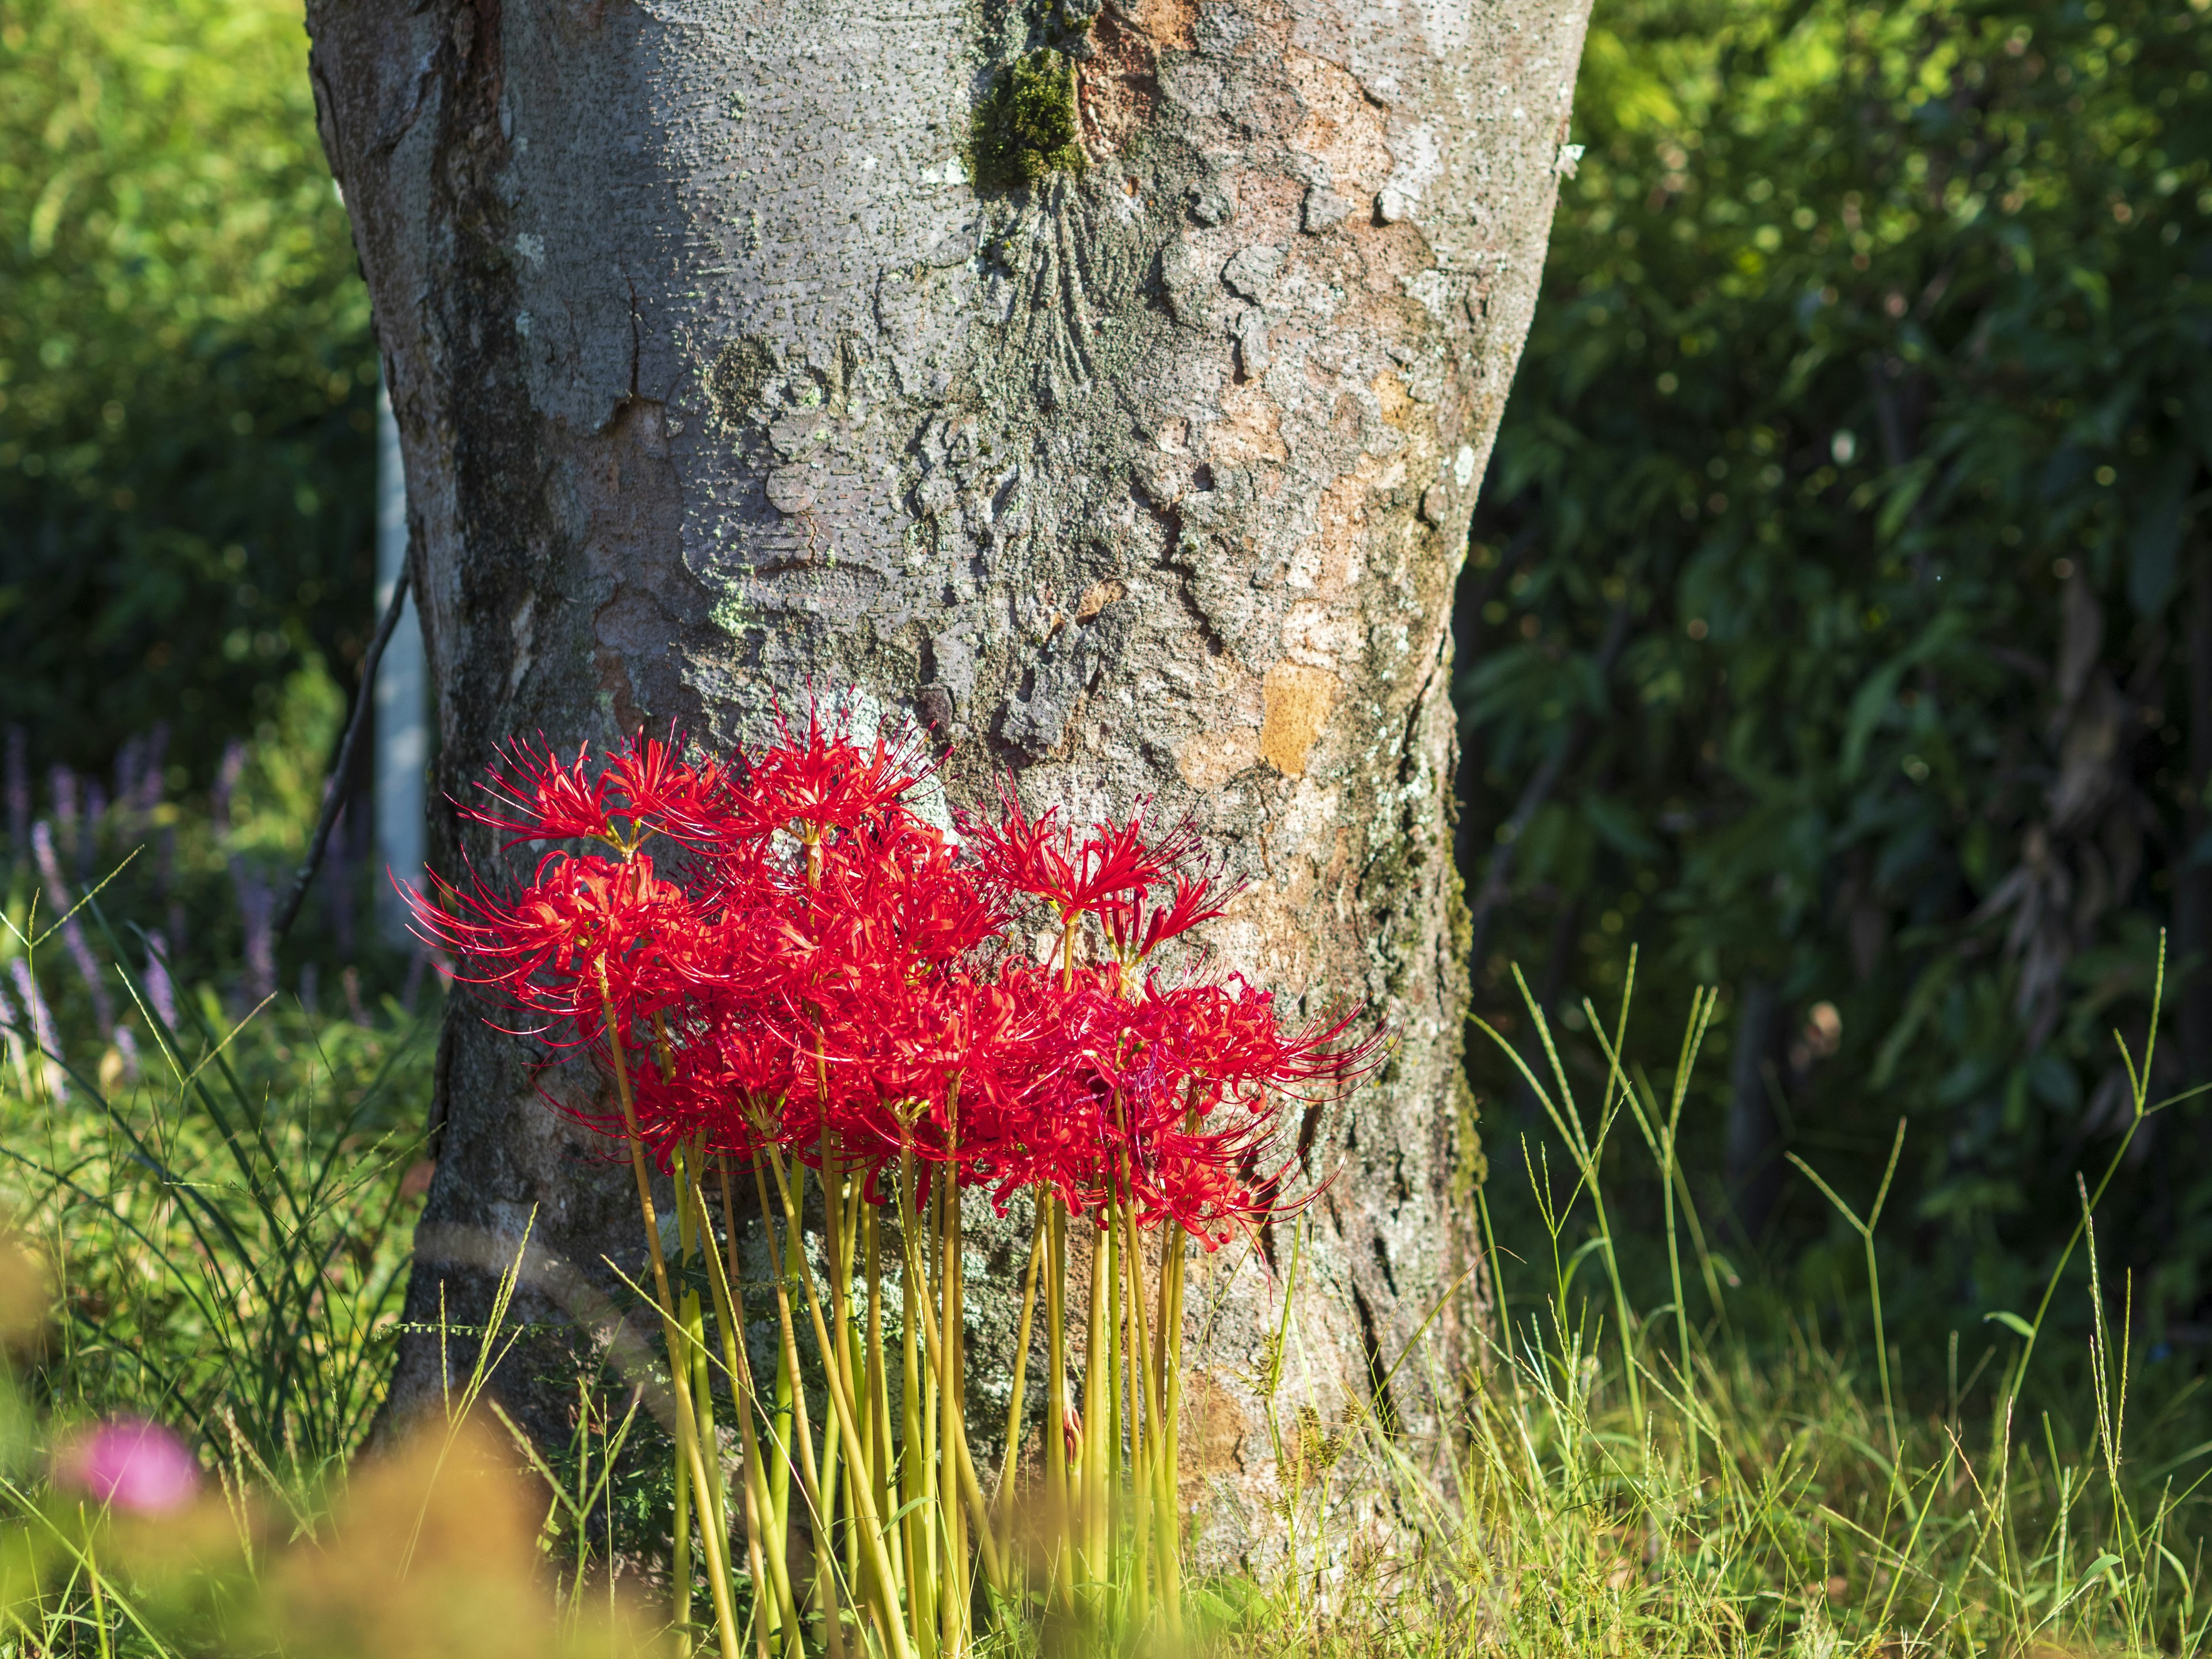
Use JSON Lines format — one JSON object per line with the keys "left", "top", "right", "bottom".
{"left": 308, "top": 0, "right": 1587, "bottom": 1563}
{"left": 373, "top": 380, "right": 427, "bottom": 947}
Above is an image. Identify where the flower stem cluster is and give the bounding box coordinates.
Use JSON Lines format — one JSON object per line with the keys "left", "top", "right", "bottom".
{"left": 410, "top": 706, "right": 1379, "bottom": 1656}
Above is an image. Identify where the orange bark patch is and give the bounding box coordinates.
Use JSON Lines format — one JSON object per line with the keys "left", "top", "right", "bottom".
{"left": 1078, "top": 0, "right": 1198, "bottom": 157}
{"left": 1074, "top": 579, "right": 1124, "bottom": 620}
{"left": 1372, "top": 369, "right": 1414, "bottom": 428}
{"left": 1213, "top": 381, "right": 1289, "bottom": 466}
{"left": 1078, "top": 13, "right": 1159, "bottom": 157}
{"left": 1260, "top": 663, "right": 1339, "bottom": 777}
{"left": 1134, "top": 0, "right": 1196, "bottom": 51}
{"left": 1177, "top": 727, "right": 1263, "bottom": 790}
{"left": 1181, "top": 1370, "right": 1251, "bottom": 1488}
{"left": 1286, "top": 49, "right": 1393, "bottom": 198}
{"left": 1290, "top": 452, "right": 1389, "bottom": 593}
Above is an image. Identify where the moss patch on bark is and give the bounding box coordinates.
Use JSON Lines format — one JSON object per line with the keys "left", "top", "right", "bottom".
{"left": 969, "top": 48, "right": 1085, "bottom": 193}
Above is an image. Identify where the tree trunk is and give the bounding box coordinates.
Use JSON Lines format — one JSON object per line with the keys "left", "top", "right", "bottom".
{"left": 307, "top": 0, "right": 1588, "bottom": 1562}
{"left": 2180, "top": 542, "right": 2212, "bottom": 1165}
{"left": 1724, "top": 978, "right": 1786, "bottom": 1245}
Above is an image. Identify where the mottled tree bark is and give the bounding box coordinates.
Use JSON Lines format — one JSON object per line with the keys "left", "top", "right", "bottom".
{"left": 308, "top": 0, "right": 1586, "bottom": 1562}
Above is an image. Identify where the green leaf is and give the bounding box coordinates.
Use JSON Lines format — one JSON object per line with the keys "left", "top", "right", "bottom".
{"left": 1840, "top": 615, "right": 1964, "bottom": 782}
{"left": 1582, "top": 793, "right": 1664, "bottom": 863}
{"left": 2127, "top": 453, "right": 2190, "bottom": 619}
{"left": 1871, "top": 954, "right": 1957, "bottom": 1090}
{"left": 1983, "top": 1310, "right": 2037, "bottom": 1340}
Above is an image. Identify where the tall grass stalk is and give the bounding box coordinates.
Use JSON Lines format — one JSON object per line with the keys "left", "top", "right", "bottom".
{"left": 1380, "top": 947, "right": 2212, "bottom": 1659}
{"left": 1473, "top": 955, "right": 1648, "bottom": 1440}
{"left": 1787, "top": 1116, "right": 1908, "bottom": 1467}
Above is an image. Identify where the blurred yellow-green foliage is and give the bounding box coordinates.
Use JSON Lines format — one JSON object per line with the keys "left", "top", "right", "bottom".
{"left": 0, "top": 0, "right": 376, "bottom": 787}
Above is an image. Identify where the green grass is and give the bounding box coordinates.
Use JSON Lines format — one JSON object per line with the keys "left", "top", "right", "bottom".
{"left": 0, "top": 880, "right": 433, "bottom": 1491}
{"left": 3, "top": 939, "right": 431, "bottom": 1479}
{"left": 1194, "top": 953, "right": 2210, "bottom": 1658}
{"left": 1214, "top": 1287, "right": 2209, "bottom": 1657}
{"left": 0, "top": 901, "right": 2202, "bottom": 1655}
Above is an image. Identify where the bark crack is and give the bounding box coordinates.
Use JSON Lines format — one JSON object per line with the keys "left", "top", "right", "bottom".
{"left": 1352, "top": 1283, "right": 1398, "bottom": 1435}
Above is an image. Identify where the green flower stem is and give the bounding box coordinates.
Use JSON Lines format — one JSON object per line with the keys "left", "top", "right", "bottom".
{"left": 711, "top": 1157, "right": 802, "bottom": 1654}
{"left": 1155, "top": 1232, "right": 1187, "bottom": 1638}
{"left": 835, "top": 1165, "right": 866, "bottom": 1597}
{"left": 888, "top": 1166, "right": 1005, "bottom": 1597}
{"left": 939, "top": 1162, "right": 966, "bottom": 1658}
{"left": 594, "top": 967, "right": 742, "bottom": 1659}
{"left": 1122, "top": 1191, "right": 1158, "bottom": 1631}
{"left": 679, "top": 1149, "right": 730, "bottom": 1582}
{"left": 763, "top": 1143, "right": 914, "bottom": 1659}
{"left": 745, "top": 1160, "right": 838, "bottom": 1647}
{"left": 993, "top": 1207, "right": 1047, "bottom": 1564}
{"left": 673, "top": 1384, "right": 692, "bottom": 1639}
{"left": 1105, "top": 1200, "right": 1124, "bottom": 1613}
{"left": 899, "top": 1146, "right": 938, "bottom": 1659}
{"left": 1081, "top": 1213, "right": 1110, "bottom": 1600}
{"left": 1044, "top": 1198, "right": 1073, "bottom": 1615}
{"left": 863, "top": 1204, "right": 906, "bottom": 1604}
{"left": 736, "top": 1456, "right": 775, "bottom": 1659}
{"left": 767, "top": 1169, "right": 800, "bottom": 1555}
{"left": 812, "top": 1109, "right": 851, "bottom": 1659}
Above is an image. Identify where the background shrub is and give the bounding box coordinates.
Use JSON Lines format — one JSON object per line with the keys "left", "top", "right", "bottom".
{"left": 1461, "top": 0, "right": 2212, "bottom": 1362}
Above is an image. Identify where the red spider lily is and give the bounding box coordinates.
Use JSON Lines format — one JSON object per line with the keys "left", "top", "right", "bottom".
{"left": 1103, "top": 997, "right": 1320, "bottom": 1243}
{"left": 426, "top": 716, "right": 1379, "bottom": 1244}
{"left": 630, "top": 1020, "right": 808, "bottom": 1163}
{"left": 998, "top": 966, "right": 1365, "bottom": 1240}
{"left": 963, "top": 961, "right": 1127, "bottom": 1211}
{"left": 734, "top": 702, "right": 933, "bottom": 843}
{"left": 798, "top": 815, "right": 1006, "bottom": 982}
{"left": 813, "top": 971, "right": 1003, "bottom": 1180}
{"left": 604, "top": 730, "right": 747, "bottom": 846}
{"left": 1128, "top": 1125, "right": 1297, "bottom": 1245}
{"left": 412, "top": 714, "right": 1397, "bottom": 1653}
{"left": 457, "top": 729, "right": 748, "bottom": 854}
{"left": 1099, "top": 866, "right": 1234, "bottom": 964}
{"left": 815, "top": 965, "right": 1068, "bottom": 1190}
{"left": 464, "top": 737, "right": 619, "bottom": 846}
{"left": 404, "top": 850, "right": 704, "bottom": 1039}
{"left": 960, "top": 791, "right": 1200, "bottom": 925}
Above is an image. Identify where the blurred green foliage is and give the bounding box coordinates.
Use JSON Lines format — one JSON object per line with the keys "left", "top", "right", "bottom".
{"left": 0, "top": 0, "right": 377, "bottom": 786}
{"left": 1461, "top": 0, "right": 2212, "bottom": 1353}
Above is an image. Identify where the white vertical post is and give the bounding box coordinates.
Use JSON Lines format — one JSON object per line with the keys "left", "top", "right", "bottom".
{"left": 374, "top": 378, "right": 427, "bottom": 946}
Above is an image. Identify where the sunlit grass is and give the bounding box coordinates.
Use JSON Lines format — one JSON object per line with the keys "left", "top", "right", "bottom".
{"left": 0, "top": 905, "right": 2199, "bottom": 1655}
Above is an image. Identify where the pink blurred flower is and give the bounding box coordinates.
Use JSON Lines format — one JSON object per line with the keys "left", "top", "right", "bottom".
{"left": 55, "top": 1417, "right": 199, "bottom": 1514}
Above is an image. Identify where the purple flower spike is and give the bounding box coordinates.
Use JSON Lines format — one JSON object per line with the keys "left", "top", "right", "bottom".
{"left": 56, "top": 1418, "right": 200, "bottom": 1514}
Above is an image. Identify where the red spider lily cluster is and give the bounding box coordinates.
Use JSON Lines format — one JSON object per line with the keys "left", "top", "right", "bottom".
{"left": 408, "top": 710, "right": 1378, "bottom": 1245}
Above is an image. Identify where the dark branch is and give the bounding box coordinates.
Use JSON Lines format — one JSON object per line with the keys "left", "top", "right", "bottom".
{"left": 272, "top": 566, "right": 413, "bottom": 944}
